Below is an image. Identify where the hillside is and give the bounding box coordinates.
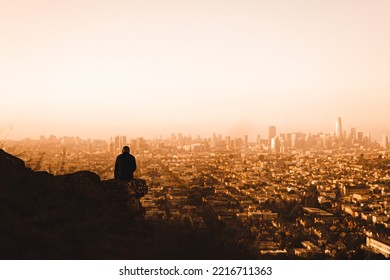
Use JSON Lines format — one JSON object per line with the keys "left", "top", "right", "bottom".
{"left": 0, "top": 149, "right": 253, "bottom": 259}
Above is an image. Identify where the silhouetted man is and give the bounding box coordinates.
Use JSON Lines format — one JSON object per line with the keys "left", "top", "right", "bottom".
{"left": 114, "top": 146, "right": 136, "bottom": 181}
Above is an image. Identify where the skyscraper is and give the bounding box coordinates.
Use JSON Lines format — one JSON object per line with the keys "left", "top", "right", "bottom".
{"left": 381, "top": 135, "right": 388, "bottom": 149}
{"left": 114, "top": 135, "right": 127, "bottom": 153}
{"left": 244, "top": 135, "right": 248, "bottom": 148}
{"left": 350, "top": 128, "right": 357, "bottom": 140}
{"left": 268, "top": 126, "right": 276, "bottom": 146}
{"left": 335, "top": 117, "right": 342, "bottom": 140}
{"left": 256, "top": 135, "right": 261, "bottom": 146}
{"left": 271, "top": 137, "right": 280, "bottom": 153}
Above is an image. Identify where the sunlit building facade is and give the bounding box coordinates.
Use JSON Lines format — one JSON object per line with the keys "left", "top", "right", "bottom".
{"left": 335, "top": 117, "right": 342, "bottom": 140}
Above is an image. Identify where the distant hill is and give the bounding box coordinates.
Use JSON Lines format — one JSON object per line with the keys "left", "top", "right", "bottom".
{"left": 0, "top": 149, "right": 254, "bottom": 259}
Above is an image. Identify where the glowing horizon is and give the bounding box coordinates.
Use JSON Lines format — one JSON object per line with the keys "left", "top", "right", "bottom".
{"left": 1, "top": 1, "right": 389, "bottom": 141}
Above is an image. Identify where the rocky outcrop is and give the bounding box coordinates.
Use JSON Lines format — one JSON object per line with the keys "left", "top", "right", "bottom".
{"left": 0, "top": 149, "right": 143, "bottom": 259}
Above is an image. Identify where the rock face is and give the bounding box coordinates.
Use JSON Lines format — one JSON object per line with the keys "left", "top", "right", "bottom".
{"left": 0, "top": 149, "right": 143, "bottom": 259}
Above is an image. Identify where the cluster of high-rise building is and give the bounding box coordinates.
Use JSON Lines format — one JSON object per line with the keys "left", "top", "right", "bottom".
{"left": 108, "top": 136, "right": 148, "bottom": 154}
{"left": 264, "top": 117, "right": 387, "bottom": 154}
{"left": 146, "top": 118, "right": 385, "bottom": 154}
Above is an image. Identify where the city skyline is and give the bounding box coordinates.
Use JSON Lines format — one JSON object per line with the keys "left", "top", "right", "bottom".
{"left": 1, "top": 117, "right": 386, "bottom": 144}
{"left": 1, "top": 1, "right": 389, "bottom": 140}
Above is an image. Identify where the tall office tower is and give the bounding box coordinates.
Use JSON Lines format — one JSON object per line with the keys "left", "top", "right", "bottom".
{"left": 268, "top": 126, "right": 276, "bottom": 146}
{"left": 256, "top": 135, "right": 261, "bottom": 146}
{"left": 351, "top": 128, "right": 357, "bottom": 140}
{"left": 335, "top": 117, "right": 342, "bottom": 140}
{"left": 357, "top": 132, "right": 364, "bottom": 144}
{"left": 291, "top": 133, "right": 297, "bottom": 148}
{"left": 211, "top": 133, "right": 217, "bottom": 148}
{"left": 121, "top": 136, "right": 127, "bottom": 148}
{"left": 114, "top": 136, "right": 120, "bottom": 152}
{"left": 109, "top": 137, "right": 114, "bottom": 153}
{"left": 271, "top": 137, "right": 280, "bottom": 153}
{"left": 225, "top": 136, "right": 231, "bottom": 149}
{"left": 286, "top": 133, "right": 292, "bottom": 147}
{"left": 280, "top": 138, "right": 286, "bottom": 153}
{"left": 244, "top": 135, "right": 248, "bottom": 148}
{"left": 381, "top": 135, "right": 388, "bottom": 149}
{"left": 366, "top": 132, "right": 371, "bottom": 142}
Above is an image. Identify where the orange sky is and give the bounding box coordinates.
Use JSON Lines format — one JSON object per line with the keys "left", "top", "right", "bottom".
{"left": 1, "top": 0, "right": 389, "bottom": 141}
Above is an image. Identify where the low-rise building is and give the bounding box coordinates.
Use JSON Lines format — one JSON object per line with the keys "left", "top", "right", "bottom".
{"left": 366, "top": 237, "right": 390, "bottom": 258}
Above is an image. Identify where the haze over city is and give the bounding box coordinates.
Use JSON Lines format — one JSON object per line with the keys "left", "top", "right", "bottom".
{"left": 1, "top": 0, "right": 389, "bottom": 140}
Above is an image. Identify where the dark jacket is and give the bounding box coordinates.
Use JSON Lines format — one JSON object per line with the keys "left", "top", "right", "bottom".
{"left": 114, "top": 152, "right": 137, "bottom": 180}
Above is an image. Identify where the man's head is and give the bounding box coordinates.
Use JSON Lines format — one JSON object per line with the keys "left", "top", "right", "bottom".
{"left": 122, "top": 146, "right": 130, "bottom": 153}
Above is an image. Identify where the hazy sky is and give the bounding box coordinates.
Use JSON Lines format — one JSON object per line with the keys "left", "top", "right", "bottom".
{"left": 1, "top": 0, "right": 389, "bottom": 141}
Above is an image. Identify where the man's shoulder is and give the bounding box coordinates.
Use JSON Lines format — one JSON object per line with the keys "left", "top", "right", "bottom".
{"left": 119, "top": 153, "right": 135, "bottom": 159}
